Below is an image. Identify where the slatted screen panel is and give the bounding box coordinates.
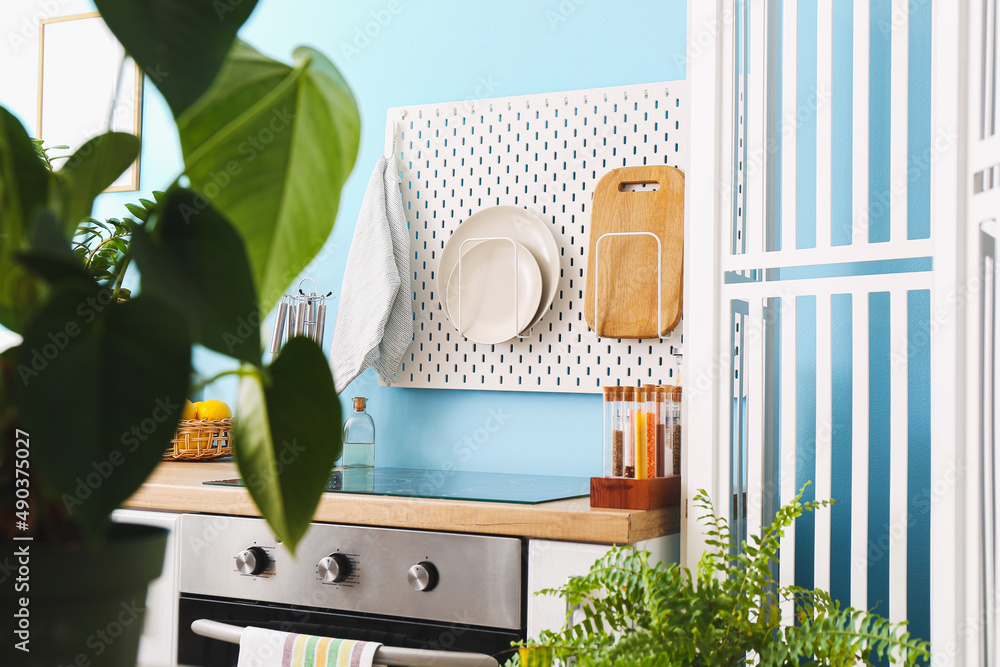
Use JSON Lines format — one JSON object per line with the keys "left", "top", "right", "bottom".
{"left": 385, "top": 81, "right": 687, "bottom": 393}
{"left": 722, "top": 0, "right": 934, "bottom": 648}
{"left": 980, "top": 221, "right": 999, "bottom": 666}
{"left": 973, "top": 2, "right": 1000, "bottom": 663}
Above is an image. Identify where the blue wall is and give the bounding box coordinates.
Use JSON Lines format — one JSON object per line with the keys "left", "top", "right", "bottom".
{"left": 243, "top": 0, "right": 687, "bottom": 475}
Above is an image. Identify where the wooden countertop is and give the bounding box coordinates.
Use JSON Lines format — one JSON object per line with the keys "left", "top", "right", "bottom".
{"left": 123, "top": 461, "right": 679, "bottom": 544}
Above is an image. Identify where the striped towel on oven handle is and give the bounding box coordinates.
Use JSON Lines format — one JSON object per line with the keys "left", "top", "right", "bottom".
{"left": 237, "top": 625, "right": 382, "bottom": 667}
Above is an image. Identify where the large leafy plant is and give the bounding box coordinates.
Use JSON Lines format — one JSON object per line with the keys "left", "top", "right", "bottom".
{"left": 513, "top": 485, "right": 931, "bottom": 666}
{"left": 0, "top": 0, "right": 359, "bottom": 552}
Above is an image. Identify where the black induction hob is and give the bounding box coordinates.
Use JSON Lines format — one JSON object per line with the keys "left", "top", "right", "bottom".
{"left": 204, "top": 467, "right": 591, "bottom": 504}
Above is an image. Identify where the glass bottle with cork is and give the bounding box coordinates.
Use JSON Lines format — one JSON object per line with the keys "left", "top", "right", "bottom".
{"left": 343, "top": 396, "right": 375, "bottom": 468}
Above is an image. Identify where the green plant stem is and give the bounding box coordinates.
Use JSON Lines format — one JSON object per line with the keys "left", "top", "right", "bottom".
{"left": 85, "top": 235, "right": 127, "bottom": 268}
{"left": 708, "top": 526, "right": 752, "bottom": 663}
{"left": 191, "top": 367, "right": 262, "bottom": 395}
{"left": 112, "top": 256, "right": 131, "bottom": 300}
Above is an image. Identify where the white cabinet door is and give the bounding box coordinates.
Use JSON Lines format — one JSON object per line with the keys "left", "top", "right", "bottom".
{"left": 526, "top": 535, "right": 679, "bottom": 639}
{"left": 112, "top": 508, "right": 180, "bottom": 667}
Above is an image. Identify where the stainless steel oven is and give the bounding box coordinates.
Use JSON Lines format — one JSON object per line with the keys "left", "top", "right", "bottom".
{"left": 175, "top": 514, "right": 525, "bottom": 666}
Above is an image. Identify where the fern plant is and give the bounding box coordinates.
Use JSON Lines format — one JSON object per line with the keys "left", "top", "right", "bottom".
{"left": 512, "top": 484, "right": 930, "bottom": 666}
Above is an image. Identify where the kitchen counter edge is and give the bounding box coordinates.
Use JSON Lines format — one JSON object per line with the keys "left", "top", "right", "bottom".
{"left": 122, "top": 461, "right": 679, "bottom": 544}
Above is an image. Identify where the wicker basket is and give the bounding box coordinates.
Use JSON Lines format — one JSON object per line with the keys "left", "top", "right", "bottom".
{"left": 165, "top": 418, "right": 233, "bottom": 461}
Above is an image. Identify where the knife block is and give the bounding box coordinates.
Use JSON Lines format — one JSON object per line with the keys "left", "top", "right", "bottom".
{"left": 590, "top": 475, "right": 680, "bottom": 510}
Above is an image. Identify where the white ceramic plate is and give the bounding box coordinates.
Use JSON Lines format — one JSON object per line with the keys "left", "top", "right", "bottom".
{"left": 444, "top": 239, "right": 542, "bottom": 345}
{"left": 438, "top": 206, "right": 560, "bottom": 331}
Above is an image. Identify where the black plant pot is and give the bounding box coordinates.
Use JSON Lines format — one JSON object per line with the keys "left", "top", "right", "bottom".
{"left": 2, "top": 522, "right": 167, "bottom": 667}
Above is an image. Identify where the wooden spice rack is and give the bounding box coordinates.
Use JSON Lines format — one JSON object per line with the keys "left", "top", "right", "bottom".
{"left": 590, "top": 475, "right": 680, "bottom": 511}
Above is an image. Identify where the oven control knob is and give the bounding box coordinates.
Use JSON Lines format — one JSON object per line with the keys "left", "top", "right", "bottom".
{"left": 236, "top": 546, "right": 269, "bottom": 576}
{"left": 407, "top": 561, "right": 438, "bottom": 592}
{"left": 317, "top": 553, "right": 352, "bottom": 583}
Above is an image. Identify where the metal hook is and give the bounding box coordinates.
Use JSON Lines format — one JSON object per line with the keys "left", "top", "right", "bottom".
{"left": 297, "top": 277, "right": 319, "bottom": 294}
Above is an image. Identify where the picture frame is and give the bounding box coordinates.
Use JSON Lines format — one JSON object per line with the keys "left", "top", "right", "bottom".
{"left": 37, "top": 11, "right": 143, "bottom": 192}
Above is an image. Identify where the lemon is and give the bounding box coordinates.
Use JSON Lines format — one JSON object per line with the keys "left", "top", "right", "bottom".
{"left": 196, "top": 399, "right": 232, "bottom": 421}
{"left": 181, "top": 400, "right": 198, "bottom": 421}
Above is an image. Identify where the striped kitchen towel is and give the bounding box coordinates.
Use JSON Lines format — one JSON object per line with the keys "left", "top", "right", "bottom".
{"left": 237, "top": 625, "right": 383, "bottom": 667}
{"left": 329, "top": 154, "right": 412, "bottom": 392}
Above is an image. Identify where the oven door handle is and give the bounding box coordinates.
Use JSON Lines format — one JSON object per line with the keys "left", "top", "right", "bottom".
{"left": 190, "top": 619, "right": 500, "bottom": 667}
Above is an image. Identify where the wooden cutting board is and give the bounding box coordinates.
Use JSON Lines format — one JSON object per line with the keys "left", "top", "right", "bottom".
{"left": 584, "top": 166, "right": 684, "bottom": 338}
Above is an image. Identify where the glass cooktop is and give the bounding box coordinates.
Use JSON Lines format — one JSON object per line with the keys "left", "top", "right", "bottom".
{"left": 204, "top": 467, "right": 591, "bottom": 504}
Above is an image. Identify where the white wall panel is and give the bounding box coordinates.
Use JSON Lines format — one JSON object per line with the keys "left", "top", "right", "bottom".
{"left": 778, "top": 294, "right": 797, "bottom": 623}
{"left": 890, "top": 0, "right": 910, "bottom": 244}
{"left": 816, "top": 0, "right": 834, "bottom": 250}
{"left": 889, "top": 290, "right": 910, "bottom": 623}
{"left": 813, "top": 292, "right": 833, "bottom": 594}
{"left": 852, "top": 0, "right": 871, "bottom": 247}
{"left": 781, "top": 0, "right": 798, "bottom": 253}
{"left": 851, "top": 291, "right": 870, "bottom": 612}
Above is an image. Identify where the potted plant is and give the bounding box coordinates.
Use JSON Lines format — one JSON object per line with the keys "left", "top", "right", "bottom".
{"left": 0, "top": 1, "right": 359, "bottom": 664}
{"left": 511, "top": 484, "right": 931, "bottom": 666}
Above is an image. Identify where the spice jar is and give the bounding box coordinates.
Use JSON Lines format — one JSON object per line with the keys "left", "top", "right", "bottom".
{"left": 642, "top": 384, "right": 659, "bottom": 479}
{"left": 655, "top": 386, "right": 670, "bottom": 477}
{"left": 603, "top": 386, "right": 624, "bottom": 477}
{"left": 671, "top": 386, "right": 682, "bottom": 475}
{"left": 621, "top": 386, "right": 636, "bottom": 478}
{"left": 634, "top": 386, "right": 648, "bottom": 480}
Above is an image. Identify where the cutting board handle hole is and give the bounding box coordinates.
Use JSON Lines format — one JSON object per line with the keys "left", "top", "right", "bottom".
{"left": 619, "top": 181, "right": 661, "bottom": 192}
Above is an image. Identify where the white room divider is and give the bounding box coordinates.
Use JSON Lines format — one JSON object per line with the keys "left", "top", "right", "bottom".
{"left": 684, "top": 0, "right": 997, "bottom": 662}
{"left": 955, "top": 0, "right": 1000, "bottom": 663}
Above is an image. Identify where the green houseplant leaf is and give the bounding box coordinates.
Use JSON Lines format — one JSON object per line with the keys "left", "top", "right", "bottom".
{"left": 131, "top": 188, "right": 261, "bottom": 366}
{"left": 53, "top": 132, "right": 141, "bottom": 233}
{"left": 93, "top": 0, "right": 260, "bottom": 117}
{"left": 0, "top": 0, "right": 358, "bottom": 568}
{"left": 17, "top": 288, "right": 191, "bottom": 537}
{"left": 177, "top": 40, "right": 361, "bottom": 314}
{"left": 0, "top": 108, "right": 51, "bottom": 330}
{"left": 234, "top": 337, "right": 342, "bottom": 552}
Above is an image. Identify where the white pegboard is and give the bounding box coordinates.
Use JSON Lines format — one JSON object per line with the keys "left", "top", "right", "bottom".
{"left": 386, "top": 80, "right": 687, "bottom": 393}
